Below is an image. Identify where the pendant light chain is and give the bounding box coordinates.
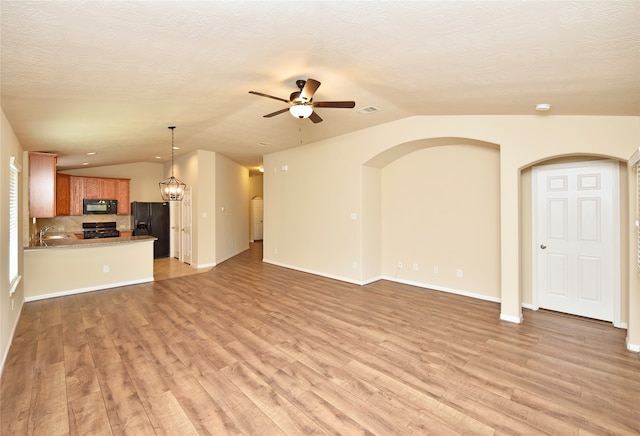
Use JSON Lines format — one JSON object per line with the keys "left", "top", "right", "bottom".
{"left": 170, "top": 126, "right": 176, "bottom": 178}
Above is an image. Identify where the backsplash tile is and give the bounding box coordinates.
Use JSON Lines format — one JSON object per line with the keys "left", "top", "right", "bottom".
{"left": 36, "top": 215, "right": 132, "bottom": 233}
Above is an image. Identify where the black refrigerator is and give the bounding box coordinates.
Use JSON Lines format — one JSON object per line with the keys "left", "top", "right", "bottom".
{"left": 131, "top": 201, "right": 170, "bottom": 259}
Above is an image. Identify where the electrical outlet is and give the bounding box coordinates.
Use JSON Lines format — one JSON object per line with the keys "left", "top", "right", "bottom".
{"left": 352, "top": 261, "right": 358, "bottom": 269}
{"left": 434, "top": 266, "right": 439, "bottom": 273}
{"left": 398, "top": 261, "right": 403, "bottom": 269}
{"left": 413, "top": 263, "right": 419, "bottom": 271}
{"left": 457, "top": 268, "right": 463, "bottom": 278}
{"left": 103, "top": 265, "right": 110, "bottom": 273}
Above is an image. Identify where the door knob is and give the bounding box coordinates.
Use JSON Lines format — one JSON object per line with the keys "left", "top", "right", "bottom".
{"left": 540, "top": 244, "right": 547, "bottom": 249}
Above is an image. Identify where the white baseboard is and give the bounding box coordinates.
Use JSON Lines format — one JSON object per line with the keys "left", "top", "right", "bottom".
{"left": 500, "top": 313, "right": 523, "bottom": 324}
{"left": 382, "top": 275, "right": 501, "bottom": 303}
{"left": 262, "top": 260, "right": 503, "bottom": 306}
{"left": 195, "top": 262, "right": 216, "bottom": 269}
{"left": 0, "top": 300, "right": 24, "bottom": 377}
{"left": 263, "top": 259, "right": 364, "bottom": 285}
{"left": 24, "top": 277, "right": 154, "bottom": 302}
{"left": 626, "top": 337, "right": 640, "bottom": 353}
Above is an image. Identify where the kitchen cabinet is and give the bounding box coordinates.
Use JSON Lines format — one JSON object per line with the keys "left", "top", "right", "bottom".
{"left": 70, "top": 176, "right": 84, "bottom": 215}
{"left": 56, "top": 173, "right": 71, "bottom": 215}
{"left": 29, "top": 152, "right": 57, "bottom": 218}
{"left": 101, "top": 178, "right": 119, "bottom": 200}
{"left": 55, "top": 174, "right": 84, "bottom": 216}
{"left": 117, "top": 179, "right": 130, "bottom": 215}
{"left": 83, "top": 177, "right": 102, "bottom": 199}
{"left": 84, "top": 177, "right": 120, "bottom": 200}
{"left": 55, "top": 175, "right": 130, "bottom": 216}
{"left": 56, "top": 173, "right": 71, "bottom": 216}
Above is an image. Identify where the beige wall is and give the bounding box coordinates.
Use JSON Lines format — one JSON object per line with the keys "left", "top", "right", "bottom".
{"left": 23, "top": 241, "right": 155, "bottom": 299}
{"left": 264, "top": 115, "right": 640, "bottom": 347}
{"left": 381, "top": 143, "right": 500, "bottom": 300}
{"left": 249, "top": 174, "right": 263, "bottom": 200}
{"left": 216, "top": 153, "right": 250, "bottom": 264}
{"left": 172, "top": 149, "right": 249, "bottom": 268}
{"left": 0, "top": 109, "right": 25, "bottom": 373}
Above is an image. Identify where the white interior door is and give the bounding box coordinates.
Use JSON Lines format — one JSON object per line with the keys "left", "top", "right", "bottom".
{"left": 251, "top": 198, "right": 263, "bottom": 241}
{"left": 181, "top": 188, "right": 192, "bottom": 265}
{"left": 533, "top": 160, "right": 619, "bottom": 323}
{"left": 170, "top": 201, "right": 181, "bottom": 258}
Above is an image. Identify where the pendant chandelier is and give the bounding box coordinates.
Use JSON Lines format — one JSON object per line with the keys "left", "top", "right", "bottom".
{"left": 158, "top": 126, "right": 186, "bottom": 201}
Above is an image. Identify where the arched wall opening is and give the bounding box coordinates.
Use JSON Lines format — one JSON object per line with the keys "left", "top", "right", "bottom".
{"left": 519, "top": 153, "right": 630, "bottom": 326}
{"left": 362, "top": 137, "right": 502, "bottom": 301}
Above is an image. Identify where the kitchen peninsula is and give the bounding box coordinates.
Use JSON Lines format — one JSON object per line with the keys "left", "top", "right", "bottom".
{"left": 24, "top": 234, "right": 157, "bottom": 301}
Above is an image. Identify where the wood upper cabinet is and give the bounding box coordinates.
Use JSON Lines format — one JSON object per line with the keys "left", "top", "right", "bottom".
{"left": 70, "top": 176, "right": 84, "bottom": 215}
{"left": 117, "top": 179, "right": 130, "bottom": 215}
{"left": 83, "top": 177, "right": 120, "bottom": 200}
{"left": 83, "top": 177, "right": 102, "bottom": 199}
{"left": 101, "top": 178, "right": 119, "bottom": 200}
{"left": 55, "top": 175, "right": 130, "bottom": 216}
{"left": 29, "top": 152, "right": 57, "bottom": 218}
{"left": 56, "top": 173, "right": 71, "bottom": 216}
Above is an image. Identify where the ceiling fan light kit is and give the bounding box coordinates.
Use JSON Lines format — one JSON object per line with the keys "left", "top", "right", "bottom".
{"left": 289, "top": 104, "right": 313, "bottom": 119}
{"left": 249, "top": 78, "right": 355, "bottom": 124}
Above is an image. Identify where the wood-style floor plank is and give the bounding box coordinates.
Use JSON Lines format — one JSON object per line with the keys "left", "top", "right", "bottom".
{"left": 2, "top": 242, "right": 639, "bottom": 435}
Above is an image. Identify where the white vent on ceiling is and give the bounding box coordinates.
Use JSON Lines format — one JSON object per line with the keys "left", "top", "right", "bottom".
{"left": 358, "top": 106, "right": 380, "bottom": 114}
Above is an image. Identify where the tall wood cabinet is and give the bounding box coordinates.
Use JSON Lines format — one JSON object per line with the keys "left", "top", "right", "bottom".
{"left": 56, "top": 173, "right": 71, "bottom": 215}
{"left": 29, "top": 152, "right": 57, "bottom": 218}
{"left": 56, "top": 174, "right": 85, "bottom": 216}
{"left": 70, "top": 176, "right": 84, "bottom": 215}
{"left": 117, "top": 179, "right": 130, "bottom": 215}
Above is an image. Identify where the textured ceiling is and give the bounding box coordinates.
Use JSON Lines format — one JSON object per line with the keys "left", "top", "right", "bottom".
{"left": 1, "top": 1, "right": 639, "bottom": 172}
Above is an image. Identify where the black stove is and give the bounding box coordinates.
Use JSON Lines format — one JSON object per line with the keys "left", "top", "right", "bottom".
{"left": 82, "top": 221, "right": 120, "bottom": 239}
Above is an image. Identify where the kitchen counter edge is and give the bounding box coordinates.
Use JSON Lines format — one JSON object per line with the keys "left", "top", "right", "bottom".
{"left": 25, "top": 235, "right": 158, "bottom": 250}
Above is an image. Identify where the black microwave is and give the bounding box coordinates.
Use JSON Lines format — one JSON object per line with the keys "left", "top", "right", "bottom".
{"left": 83, "top": 199, "right": 118, "bottom": 215}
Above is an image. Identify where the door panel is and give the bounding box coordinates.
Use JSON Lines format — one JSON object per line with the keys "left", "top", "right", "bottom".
{"left": 181, "top": 188, "right": 192, "bottom": 265}
{"left": 533, "top": 160, "right": 619, "bottom": 322}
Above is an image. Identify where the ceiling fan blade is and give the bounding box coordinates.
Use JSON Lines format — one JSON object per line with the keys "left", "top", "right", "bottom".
{"left": 313, "top": 101, "right": 356, "bottom": 108}
{"left": 249, "top": 91, "right": 289, "bottom": 103}
{"left": 263, "top": 108, "right": 290, "bottom": 118}
{"left": 309, "top": 111, "right": 323, "bottom": 123}
{"left": 300, "top": 79, "right": 321, "bottom": 101}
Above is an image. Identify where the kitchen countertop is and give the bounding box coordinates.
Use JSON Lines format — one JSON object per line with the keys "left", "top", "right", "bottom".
{"left": 25, "top": 233, "right": 157, "bottom": 250}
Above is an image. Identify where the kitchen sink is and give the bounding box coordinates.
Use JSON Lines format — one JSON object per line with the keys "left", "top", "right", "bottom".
{"left": 42, "top": 233, "right": 75, "bottom": 240}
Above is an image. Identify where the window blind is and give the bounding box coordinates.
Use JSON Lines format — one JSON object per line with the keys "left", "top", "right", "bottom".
{"left": 9, "top": 157, "right": 20, "bottom": 295}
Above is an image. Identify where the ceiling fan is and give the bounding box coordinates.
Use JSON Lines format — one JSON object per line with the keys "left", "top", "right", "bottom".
{"left": 249, "top": 78, "right": 355, "bottom": 123}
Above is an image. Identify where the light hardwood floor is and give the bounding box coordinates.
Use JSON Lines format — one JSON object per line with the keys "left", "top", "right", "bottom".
{"left": 2, "top": 242, "right": 639, "bottom": 435}
{"left": 153, "top": 257, "right": 212, "bottom": 281}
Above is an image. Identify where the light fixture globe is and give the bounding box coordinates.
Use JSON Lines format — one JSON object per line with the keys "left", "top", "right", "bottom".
{"left": 289, "top": 104, "right": 313, "bottom": 119}
{"left": 159, "top": 126, "right": 187, "bottom": 201}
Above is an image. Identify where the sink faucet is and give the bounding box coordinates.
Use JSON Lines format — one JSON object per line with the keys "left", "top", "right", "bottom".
{"left": 39, "top": 226, "right": 51, "bottom": 240}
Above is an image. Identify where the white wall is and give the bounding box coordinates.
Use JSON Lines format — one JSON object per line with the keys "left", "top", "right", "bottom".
{"left": 264, "top": 115, "right": 640, "bottom": 346}
{"left": 0, "top": 109, "right": 25, "bottom": 374}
